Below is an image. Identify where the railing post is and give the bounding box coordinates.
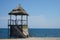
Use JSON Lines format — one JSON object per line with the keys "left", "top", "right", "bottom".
{"left": 15, "top": 15, "right": 17, "bottom": 25}
{"left": 10, "top": 15, "right": 11, "bottom": 25}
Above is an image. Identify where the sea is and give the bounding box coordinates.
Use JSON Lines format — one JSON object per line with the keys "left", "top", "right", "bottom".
{"left": 0, "top": 28, "right": 60, "bottom": 38}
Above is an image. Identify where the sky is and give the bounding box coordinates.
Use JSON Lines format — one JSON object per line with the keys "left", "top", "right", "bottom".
{"left": 0, "top": 0, "right": 60, "bottom": 28}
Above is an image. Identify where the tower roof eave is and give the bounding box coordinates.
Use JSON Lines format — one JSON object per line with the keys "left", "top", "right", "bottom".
{"left": 8, "top": 4, "right": 29, "bottom": 16}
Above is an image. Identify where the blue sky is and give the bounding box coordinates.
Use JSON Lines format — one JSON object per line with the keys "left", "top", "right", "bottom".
{"left": 0, "top": 0, "right": 60, "bottom": 28}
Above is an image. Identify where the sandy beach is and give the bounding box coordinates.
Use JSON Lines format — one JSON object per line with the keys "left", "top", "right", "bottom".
{"left": 0, "top": 37, "right": 60, "bottom": 40}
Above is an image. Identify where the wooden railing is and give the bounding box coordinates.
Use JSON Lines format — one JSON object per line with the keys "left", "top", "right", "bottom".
{"left": 8, "top": 19, "right": 27, "bottom": 25}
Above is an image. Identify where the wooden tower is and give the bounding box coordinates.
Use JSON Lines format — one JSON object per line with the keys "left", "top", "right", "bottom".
{"left": 8, "top": 5, "right": 29, "bottom": 38}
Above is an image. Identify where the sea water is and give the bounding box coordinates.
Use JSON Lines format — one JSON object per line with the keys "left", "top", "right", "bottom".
{"left": 29, "top": 28, "right": 60, "bottom": 37}
{"left": 0, "top": 28, "right": 60, "bottom": 38}
{"left": 0, "top": 28, "right": 9, "bottom": 38}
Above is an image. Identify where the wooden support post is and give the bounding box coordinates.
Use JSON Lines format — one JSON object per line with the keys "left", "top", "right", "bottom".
{"left": 26, "top": 15, "right": 28, "bottom": 26}
{"left": 21, "top": 15, "right": 23, "bottom": 32}
{"left": 15, "top": 15, "right": 17, "bottom": 25}
{"left": 10, "top": 15, "right": 11, "bottom": 38}
{"left": 10, "top": 15, "right": 11, "bottom": 25}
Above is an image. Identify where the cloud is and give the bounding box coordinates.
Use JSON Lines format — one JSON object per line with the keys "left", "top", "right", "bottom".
{"left": 0, "top": 16, "right": 9, "bottom": 28}
{"left": 28, "top": 15, "right": 60, "bottom": 28}
{"left": 47, "top": 17, "right": 60, "bottom": 28}
{"left": 28, "top": 15, "right": 48, "bottom": 28}
{"left": 0, "top": 16, "right": 9, "bottom": 20}
{"left": 0, "top": 15, "right": 60, "bottom": 28}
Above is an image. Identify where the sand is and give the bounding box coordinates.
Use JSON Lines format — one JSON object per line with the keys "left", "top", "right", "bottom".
{"left": 0, "top": 37, "right": 60, "bottom": 40}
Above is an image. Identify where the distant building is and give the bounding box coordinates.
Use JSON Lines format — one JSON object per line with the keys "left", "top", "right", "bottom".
{"left": 8, "top": 4, "right": 29, "bottom": 38}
